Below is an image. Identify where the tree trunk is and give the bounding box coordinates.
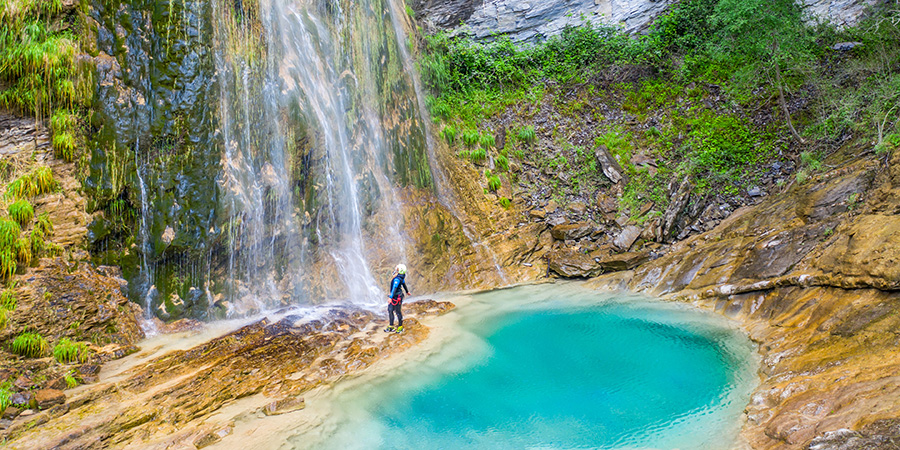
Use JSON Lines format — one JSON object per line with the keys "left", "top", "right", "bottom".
{"left": 774, "top": 67, "right": 805, "bottom": 144}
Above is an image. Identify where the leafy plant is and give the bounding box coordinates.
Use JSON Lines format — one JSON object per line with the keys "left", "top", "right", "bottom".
{"left": 35, "top": 212, "right": 53, "bottom": 235}
{"left": 499, "top": 197, "right": 512, "bottom": 208}
{"left": 10, "top": 332, "right": 49, "bottom": 358}
{"left": 0, "top": 385, "right": 11, "bottom": 411}
{"left": 15, "top": 237, "right": 32, "bottom": 266}
{"left": 53, "top": 338, "right": 90, "bottom": 364}
{"left": 8, "top": 199, "right": 34, "bottom": 225}
{"left": 31, "top": 166, "right": 56, "bottom": 195}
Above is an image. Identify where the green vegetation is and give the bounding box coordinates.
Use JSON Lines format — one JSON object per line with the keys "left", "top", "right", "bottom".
{"left": 461, "top": 129, "right": 480, "bottom": 148}
{"left": 6, "top": 166, "right": 56, "bottom": 200}
{"left": 515, "top": 126, "right": 536, "bottom": 144}
{"left": 10, "top": 332, "right": 49, "bottom": 358}
{"left": 64, "top": 371, "right": 78, "bottom": 389}
{"left": 485, "top": 170, "right": 502, "bottom": 192}
{"left": 1, "top": 288, "right": 16, "bottom": 311}
{"left": 8, "top": 199, "right": 34, "bottom": 225}
{"left": 0, "top": 385, "right": 11, "bottom": 411}
{"left": 498, "top": 197, "right": 512, "bottom": 209}
{"left": 418, "top": 0, "right": 900, "bottom": 209}
{"left": 0, "top": 0, "right": 89, "bottom": 165}
{"left": 53, "top": 337, "right": 90, "bottom": 363}
{"left": 441, "top": 125, "right": 457, "bottom": 145}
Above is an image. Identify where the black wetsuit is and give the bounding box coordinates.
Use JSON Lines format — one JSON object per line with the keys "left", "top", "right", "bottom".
{"left": 388, "top": 273, "right": 409, "bottom": 327}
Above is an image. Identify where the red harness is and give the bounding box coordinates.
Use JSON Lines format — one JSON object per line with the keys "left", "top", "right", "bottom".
{"left": 390, "top": 295, "right": 402, "bottom": 306}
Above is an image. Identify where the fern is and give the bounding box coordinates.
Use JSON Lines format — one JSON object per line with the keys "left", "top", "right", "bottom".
{"left": 0, "top": 288, "right": 16, "bottom": 310}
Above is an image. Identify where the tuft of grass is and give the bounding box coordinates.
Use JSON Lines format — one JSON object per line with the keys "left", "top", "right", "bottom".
{"left": 8, "top": 199, "right": 34, "bottom": 225}
{"left": 31, "top": 166, "right": 56, "bottom": 195}
{"left": 479, "top": 133, "right": 496, "bottom": 149}
{"left": 0, "top": 386, "right": 10, "bottom": 411}
{"left": 5, "top": 177, "right": 34, "bottom": 200}
{"left": 52, "top": 132, "right": 76, "bottom": 162}
{"left": 487, "top": 174, "right": 502, "bottom": 192}
{"left": 441, "top": 125, "right": 457, "bottom": 145}
{"left": 1, "top": 288, "right": 17, "bottom": 311}
{"left": 499, "top": 197, "right": 512, "bottom": 208}
{"left": 496, "top": 154, "right": 509, "bottom": 171}
{"left": 461, "top": 129, "right": 480, "bottom": 148}
{"left": 35, "top": 212, "right": 53, "bottom": 235}
{"left": 10, "top": 332, "right": 49, "bottom": 358}
{"left": 53, "top": 338, "right": 91, "bottom": 364}
{"left": 0, "top": 307, "right": 6, "bottom": 330}
{"left": 516, "top": 126, "right": 536, "bottom": 144}
{"left": 469, "top": 148, "right": 487, "bottom": 162}
{"left": 30, "top": 227, "right": 45, "bottom": 255}
{"left": 64, "top": 371, "right": 78, "bottom": 389}
{"left": 14, "top": 238, "right": 32, "bottom": 266}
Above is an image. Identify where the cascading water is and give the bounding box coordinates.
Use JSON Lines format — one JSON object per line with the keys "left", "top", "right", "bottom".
{"left": 209, "top": 0, "right": 433, "bottom": 314}
{"left": 87, "top": 0, "right": 495, "bottom": 321}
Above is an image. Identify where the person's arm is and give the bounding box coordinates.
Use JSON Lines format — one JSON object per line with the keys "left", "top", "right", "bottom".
{"left": 402, "top": 279, "right": 409, "bottom": 295}
{"left": 389, "top": 277, "right": 400, "bottom": 298}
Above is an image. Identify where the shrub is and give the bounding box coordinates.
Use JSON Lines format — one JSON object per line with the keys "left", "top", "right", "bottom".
{"left": 8, "top": 199, "right": 33, "bottom": 225}
{"left": 53, "top": 338, "right": 90, "bottom": 363}
{"left": 516, "top": 126, "right": 536, "bottom": 144}
{"left": 11, "top": 332, "right": 49, "bottom": 358}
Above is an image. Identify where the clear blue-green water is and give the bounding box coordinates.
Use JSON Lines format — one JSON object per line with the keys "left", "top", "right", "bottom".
{"left": 291, "top": 284, "right": 758, "bottom": 450}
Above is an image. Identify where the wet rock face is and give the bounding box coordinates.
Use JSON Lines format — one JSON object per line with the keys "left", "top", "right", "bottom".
{"left": 3, "top": 300, "right": 454, "bottom": 448}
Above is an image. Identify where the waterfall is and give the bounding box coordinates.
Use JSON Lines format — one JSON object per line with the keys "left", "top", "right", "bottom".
{"left": 209, "top": 0, "right": 430, "bottom": 314}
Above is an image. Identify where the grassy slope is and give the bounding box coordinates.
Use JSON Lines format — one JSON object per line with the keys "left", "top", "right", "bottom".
{"left": 413, "top": 0, "right": 900, "bottom": 229}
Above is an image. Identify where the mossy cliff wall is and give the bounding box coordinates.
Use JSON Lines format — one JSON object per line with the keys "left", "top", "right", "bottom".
{"left": 81, "top": 0, "right": 443, "bottom": 319}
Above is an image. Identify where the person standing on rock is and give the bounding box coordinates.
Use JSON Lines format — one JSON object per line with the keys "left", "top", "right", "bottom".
{"left": 385, "top": 264, "right": 410, "bottom": 333}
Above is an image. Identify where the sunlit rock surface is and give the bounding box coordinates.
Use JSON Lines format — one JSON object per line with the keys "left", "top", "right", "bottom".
{"left": 2, "top": 300, "right": 454, "bottom": 448}
{"left": 587, "top": 149, "right": 900, "bottom": 449}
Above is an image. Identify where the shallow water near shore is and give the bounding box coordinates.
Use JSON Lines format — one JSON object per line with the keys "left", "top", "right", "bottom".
{"left": 281, "top": 283, "right": 759, "bottom": 450}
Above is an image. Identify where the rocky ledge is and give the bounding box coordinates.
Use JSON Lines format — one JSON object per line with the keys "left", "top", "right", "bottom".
{"left": 2, "top": 299, "right": 454, "bottom": 449}
{"left": 587, "top": 148, "right": 900, "bottom": 449}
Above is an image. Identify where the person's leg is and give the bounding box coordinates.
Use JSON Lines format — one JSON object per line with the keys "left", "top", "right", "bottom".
{"left": 396, "top": 301, "right": 403, "bottom": 327}
{"left": 387, "top": 303, "right": 395, "bottom": 327}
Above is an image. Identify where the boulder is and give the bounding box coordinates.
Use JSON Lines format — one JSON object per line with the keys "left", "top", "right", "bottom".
{"left": 596, "top": 250, "right": 651, "bottom": 272}
{"left": 594, "top": 145, "right": 627, "bottom": 184}
{"left": 550, "top": 222, "right": 593, "bottom": 241}
{"left": 34, "top": 389, "right": 66, "bottom": 409}
{"left": 529, "top": 209, "right": 547, "bottom": 219}
{"left": 547, "top": 250, "right": 602, "bottom": 278}
{"left": 595, "top": 193, "right": 618, "bottom": 214}
{"left": 567, "top": 201, "right": 587, "bottom": 216}
{"left": 614, "top": 225, "right": 642, "bottom": 251}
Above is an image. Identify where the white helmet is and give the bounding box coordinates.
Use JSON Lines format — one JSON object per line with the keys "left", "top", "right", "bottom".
{"left": 396, "top": 264, "right": 407, "bottom": 275}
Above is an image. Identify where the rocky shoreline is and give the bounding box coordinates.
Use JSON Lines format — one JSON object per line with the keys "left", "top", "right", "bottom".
{"left": 3, "top": 300, "right": 454, "bottom": 449}
{"left": 585, "top": 150, "right": 900, "bottom": 449}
